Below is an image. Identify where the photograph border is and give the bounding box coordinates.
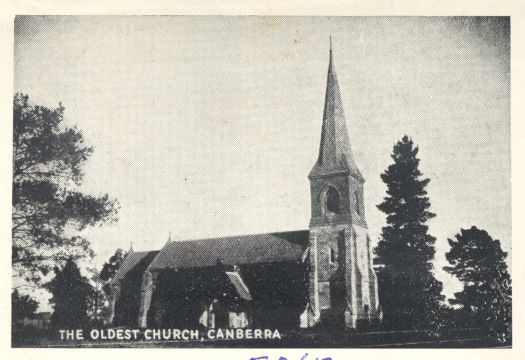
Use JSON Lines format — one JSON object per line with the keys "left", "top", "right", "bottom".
{"left": 1, "top": 1, "right": 524, "bottom": 360}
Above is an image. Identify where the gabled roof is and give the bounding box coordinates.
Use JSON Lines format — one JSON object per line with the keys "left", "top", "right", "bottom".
{"left": 112, "top": 250, "right": 159, "bottom": 284}
{"left": 310, "top": 43, "right": 363, "bottom": 180}
{"left": 148, "top": 230, "right": 309, "bottom": 271}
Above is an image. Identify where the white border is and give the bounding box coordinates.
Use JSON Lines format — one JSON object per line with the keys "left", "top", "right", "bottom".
{"left": 1, "top": 1, "right": 523, "bottom": 360}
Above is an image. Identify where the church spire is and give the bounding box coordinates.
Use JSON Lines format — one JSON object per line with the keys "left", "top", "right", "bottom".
{"left": 309, "top": 39, "right": 363, "bottom": 180}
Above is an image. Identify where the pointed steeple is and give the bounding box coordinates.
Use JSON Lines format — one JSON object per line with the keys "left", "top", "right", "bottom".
{"left": 309, "top": 40, "right": 363, "bottom": 180}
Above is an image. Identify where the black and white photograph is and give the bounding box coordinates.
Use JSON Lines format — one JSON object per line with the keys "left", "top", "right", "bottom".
{"left": 9, "top": 14, "right": 513, "bottom": 350}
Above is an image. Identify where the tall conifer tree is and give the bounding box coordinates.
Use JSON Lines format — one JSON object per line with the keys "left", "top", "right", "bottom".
{"left": 445, "top": 226, "right": 511, "bottom": 344}
{"left": 376, "top": 135, "right": 443, "bottom": 329}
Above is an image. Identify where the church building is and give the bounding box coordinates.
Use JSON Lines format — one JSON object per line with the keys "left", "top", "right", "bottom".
{"left": 109, "top": 43, "right": 380, "bottom": 330}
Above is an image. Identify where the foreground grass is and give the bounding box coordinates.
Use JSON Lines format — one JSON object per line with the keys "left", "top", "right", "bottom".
{"left": 12, "top": 326, "right": 501, "bottom": 348}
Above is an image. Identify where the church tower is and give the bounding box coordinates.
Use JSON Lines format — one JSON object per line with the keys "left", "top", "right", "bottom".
{"left": 307, "top": 41, "right": 379, "bottom": 329}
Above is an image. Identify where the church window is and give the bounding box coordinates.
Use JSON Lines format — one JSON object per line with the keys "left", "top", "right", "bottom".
{"left": 355, "top": 190, "right": 361, "bottom": 216}
{"left": 329, "top": 247, "right": 336, "bottom": 263}
{"left": 326, "top": 186, "right": 341, "bottom": 214}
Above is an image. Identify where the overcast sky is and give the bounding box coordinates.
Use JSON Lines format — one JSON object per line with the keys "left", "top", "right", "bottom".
{"left": 15, "top": 16, "right": 510, "bottom": 304}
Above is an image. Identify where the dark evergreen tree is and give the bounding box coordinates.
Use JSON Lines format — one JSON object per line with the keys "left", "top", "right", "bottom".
{"left": 100, "top": 248, "right": 127, "bottom": 295}
{"left": 12, "top": 289, "right": 38, "bottom": 324}
{"left": 375, "top": 135, "right": 444, "bottom": 329}
{"left": 46, "top": 257, "right": 93, "bottom": 329}
{"left": 445, "top": 226, "right": 511, "bottom": 344}
{"left": 12, "top": 93, "right": 119, "bottom": 285}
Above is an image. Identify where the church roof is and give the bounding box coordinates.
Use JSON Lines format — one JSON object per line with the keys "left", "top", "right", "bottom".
{"left": 112, "top": 250, "right": 159, "bottom": 284}
{"left": 310, "top": 41, "right": 363, "bottom": 180}
{"left": 148, "top": 230, "right": 309, "bottom": 270}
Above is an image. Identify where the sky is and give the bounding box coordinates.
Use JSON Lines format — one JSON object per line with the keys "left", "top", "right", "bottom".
{"left": 14, "top": 16, "right": 510, "bottom": 307}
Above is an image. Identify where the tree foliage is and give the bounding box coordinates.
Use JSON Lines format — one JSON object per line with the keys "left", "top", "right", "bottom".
{"left": 12, "top": 289, "right": 38, "bottom": 322}
{"left": 375, "top": 135, "right": 444, "bottom": 329}
{"left": 46, "top": 257, "right": 93, "bottom": 329}
{"left": 445, "top": 226, "right": 512, "bottom": 344}
{"left": 12, "top": 93, "right": 119, "bottom": 285}
{"left": 100, "top": 248, "right": 127, "bottom": 294}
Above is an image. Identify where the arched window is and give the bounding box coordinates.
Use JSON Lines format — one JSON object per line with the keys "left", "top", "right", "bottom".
{"left": 329, "top": 247, "right": 336, "bottom": 263}
{"left": 326, "top": 186, "right": 341, "bottom": 214}
{"left": 354, "top": 190, "right": 361, "bottom": 216}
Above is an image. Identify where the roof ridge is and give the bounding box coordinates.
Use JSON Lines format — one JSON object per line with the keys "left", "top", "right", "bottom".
{"left": 129, "top": 249, "right": 158, "bottom": 254}
{"left": 164, "top": 229, "right": 309, "bottom": 244}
